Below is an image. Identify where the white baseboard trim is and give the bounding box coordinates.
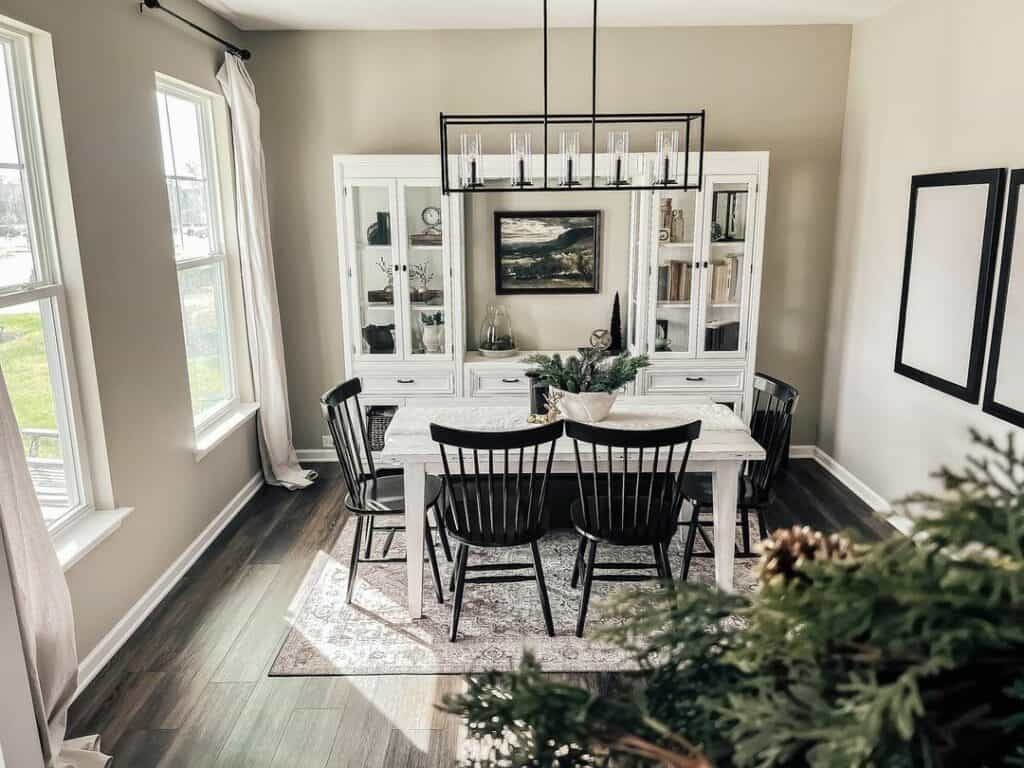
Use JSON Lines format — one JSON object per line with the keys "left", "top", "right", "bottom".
{"left": 788, "top": 444, "right": 817, "bottom": 459}
{"left": 74, "top": 472, "right": 264, "bottom": 699}
{"left": 296, "top": 449, "right": 338, "bottom": 462}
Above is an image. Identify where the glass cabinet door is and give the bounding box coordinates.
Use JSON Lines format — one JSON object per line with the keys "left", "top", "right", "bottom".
{"left": 698, "top": 176, "right": 756, "bottom": 356}
{"left": 347, "top": 180, "right": 401, "bottom": 358}
{"left": 647, "top": 188, "right": 701, "bottom": 357}
{"left": 397, "top": 181, "right": 451, "bottom": 358}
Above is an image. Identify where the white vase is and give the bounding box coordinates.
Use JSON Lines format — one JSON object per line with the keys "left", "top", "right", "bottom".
{"left": 422, "top": 323, "right": 444, "bottom": 353}
{"left": 551, "top": 388, "right": 617, "bottom": 423}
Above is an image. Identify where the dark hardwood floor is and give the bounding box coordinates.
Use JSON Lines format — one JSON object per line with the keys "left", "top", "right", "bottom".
{"left": 68, "top": 460, "right": 894, "bottom": 767}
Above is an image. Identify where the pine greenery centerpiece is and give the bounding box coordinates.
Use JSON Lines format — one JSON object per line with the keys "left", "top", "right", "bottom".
{"left": 443, "top": 431, "right": 1024, "bottom": 767}
{"left": 525, "top": 348, "right": 650, "bottom": 394}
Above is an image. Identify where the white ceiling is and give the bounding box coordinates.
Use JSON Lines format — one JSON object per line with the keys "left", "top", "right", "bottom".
{"left": 199, "top": 0, "right": 903, "bottom": 32}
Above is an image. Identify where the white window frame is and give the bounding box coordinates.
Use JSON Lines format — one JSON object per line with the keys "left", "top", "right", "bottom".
{"left": 155, "top": 74, "right": 244, "bottom": 439}
{"left": 0, "top": 21, "right": 93, "bottom": 535}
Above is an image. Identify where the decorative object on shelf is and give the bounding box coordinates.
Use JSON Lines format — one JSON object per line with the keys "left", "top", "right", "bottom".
{"left": 510, "top": 132, "right": 533, "bottom": 187}
{"left": 419, "top": 311, "right": 445, "bottom": 353}
{"left": 366, "top": 254, "right": 394, "bottom": 304}
{"left": 670, "top": 209, "right": 686, "bottom": 243}
{"left": 895, "top": 168, "right": 1006, "bottom": 404}
{"left": 439, "top": 0, "right": 705, "bottom": 195}
{"left": 558, "top": 131, "right": 580, "bottom": 187}
{"left": 494, "top": 211, "right": 600, "bottom": 294}
{"left": 410, "top": 206, "right": 443, "bottom": 246}
{"left": 525, "top": 348, "right": 649, "bottom": 423}
{"left": 458, "top": 133, "right": 483, "bottom": 188}
{"left": 408, "top": 259, "right": 441, "bottom": 303}
{"left": 655, "top": 318, "right": 671, "bottom": 351}
{"left": 609, "top": 292, "right": 622, "bottom": 353}
{"left": 711, "top": 189, "right": 747, "bottom": 241}
{"left": 362, "top": 323, "right": 395, "bottom": 354}
{"left": 710, "top": 254, "right": 741, "bottom": 303}
{"left": 589, "top": 328, "right": 611, "bottom": 351}
{"left": 710, "top": 221, "right": 724, "bottom": 241}
{"left": 983, "top": 168, "right": 1024, "bottom": 429}
{"left": 366, "top": 211, "right": 390, "bottom": 245}
{"left": 478, "top": 304, "right": 517, "bottom": 357}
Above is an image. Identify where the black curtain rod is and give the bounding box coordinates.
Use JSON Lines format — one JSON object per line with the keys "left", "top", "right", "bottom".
{"left": 140, "top": 0, "right": 252, "bottom": 60}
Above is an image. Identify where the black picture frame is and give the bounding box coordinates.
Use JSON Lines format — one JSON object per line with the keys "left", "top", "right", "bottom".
{"left": 894, "top": 168, "right": 1006, "bottom": 403}
{"left": 493, "top": 211, "right": 601, "bottom": 295}
{"left": 983, "top": 169, "right": 1024, "bottom": 428}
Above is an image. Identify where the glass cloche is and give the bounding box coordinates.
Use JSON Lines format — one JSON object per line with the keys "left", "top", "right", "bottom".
{"left": 478, "top": 305, "right": 517, "bottom": 358}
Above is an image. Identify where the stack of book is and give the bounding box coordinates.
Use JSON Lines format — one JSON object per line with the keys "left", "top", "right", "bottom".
{"left": 657, "top": 260, "right": 693, "bottom": 302}
{"left": 710, "top": 254, "right": 742, "bottom": 303}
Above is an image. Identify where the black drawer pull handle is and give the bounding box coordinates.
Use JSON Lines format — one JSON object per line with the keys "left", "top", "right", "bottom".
{"left": 501, "top": 378, "right": 521, "bottom": 383}
{"left": 396, "top": 378, "right": 415, "bottom": 384}
{"left": 685, "top": 376, "right": 705, "bottom": 382}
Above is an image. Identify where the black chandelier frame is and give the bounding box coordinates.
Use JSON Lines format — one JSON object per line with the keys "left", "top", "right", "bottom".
{"left": 439, "top": 0, "right": 705, "bottom": 195}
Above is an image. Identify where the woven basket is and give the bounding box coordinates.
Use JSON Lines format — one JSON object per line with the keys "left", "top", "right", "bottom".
{"left": 367, "top": 406, "right": 397, "bottom": 452}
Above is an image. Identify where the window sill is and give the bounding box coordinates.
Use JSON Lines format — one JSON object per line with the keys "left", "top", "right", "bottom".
{"left": 54, "top": 507, "right": 133, "bottom": 572}
{"left": 194, "top": 402, "right": 259, "bottom": 462}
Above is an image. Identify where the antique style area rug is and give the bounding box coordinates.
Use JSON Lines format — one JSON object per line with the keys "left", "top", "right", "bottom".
{"left": 271, "top": 517, "right": 759, "bottom": 676}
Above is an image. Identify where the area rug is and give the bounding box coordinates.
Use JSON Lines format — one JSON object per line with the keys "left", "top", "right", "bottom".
{"left": 270, "top": 518, "right": 759, "bottom": 676}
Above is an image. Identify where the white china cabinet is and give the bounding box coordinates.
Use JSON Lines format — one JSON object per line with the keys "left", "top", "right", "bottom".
{"left": 334, "top": 155, "right": 466, "bottom": 451}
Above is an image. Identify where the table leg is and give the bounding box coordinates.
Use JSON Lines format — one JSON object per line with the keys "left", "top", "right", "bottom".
{"left": 711, "top": 461, "right": 741, "bottom": 591}
{"left": 405, "top": 460, "right": 426, "bottom": 619}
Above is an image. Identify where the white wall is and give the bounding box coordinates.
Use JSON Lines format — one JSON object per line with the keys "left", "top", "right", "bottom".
{"left": 819, "top": 0, "right": 1024, "bottom": 501}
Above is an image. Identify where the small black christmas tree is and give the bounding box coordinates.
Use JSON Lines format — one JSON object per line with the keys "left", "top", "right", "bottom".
{"left": 609, "top": 292, "right": 623, "bottom": 353}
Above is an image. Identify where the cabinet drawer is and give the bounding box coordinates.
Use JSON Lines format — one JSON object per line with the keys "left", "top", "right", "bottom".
{"left": 469, "top": 368, "right": 531, "bottom": 397}
{"left": 359, "top": 370, "right": 455, "bottom": 395}
{"left": 642, "top": 368, "right": 743, "bottom": 394}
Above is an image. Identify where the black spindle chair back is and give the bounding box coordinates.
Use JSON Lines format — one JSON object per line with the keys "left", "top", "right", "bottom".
{"left": 745, "top": 373, "right": 800, "bottom": 498}
{"left": 321, "top": 378, "right": 379, "bottom": 501}
{"left": 566, "top": 419, "right": 702, "bottom": 543}
{"left": 431, "top": 421, "right": 563, "bottom": 546}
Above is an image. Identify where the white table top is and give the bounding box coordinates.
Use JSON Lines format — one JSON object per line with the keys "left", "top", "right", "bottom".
{"left": 381, "top": 400, "right": 765, "bottom": 463}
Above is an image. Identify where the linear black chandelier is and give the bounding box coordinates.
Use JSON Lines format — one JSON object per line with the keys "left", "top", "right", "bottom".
{"left": 439, "top": 0, "right": 705, "bottom": 195}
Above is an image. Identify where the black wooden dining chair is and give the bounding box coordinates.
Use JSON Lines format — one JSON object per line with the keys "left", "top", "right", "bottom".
{"left": 566, "top": 418, "right": 702, "bottom": 637}
{"left": 321, "top": 378, "right": 450, "bottom": 606}
{"left": 680, "top": 373, "right": 799, "bottom": 581}
{"left": 430, "top": 420, "right": 563, "bottom": 641}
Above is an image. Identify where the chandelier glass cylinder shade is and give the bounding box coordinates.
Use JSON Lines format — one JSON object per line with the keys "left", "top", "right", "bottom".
{"left": 439, "top": 0, "right": 705, "bottom": 194}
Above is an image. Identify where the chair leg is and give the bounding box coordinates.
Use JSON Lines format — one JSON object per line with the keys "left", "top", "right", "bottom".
{"left": 432, "top": 504, "right": 453, "bottom": 563}
{"left": 757, "top": 509, "right": 769, "bottom": 541}
{"left": 652, "top": 545, "right": 666, "bottom": 579}
{"left": 740, "top": 507, "right": 752, "bottom": 555}
{"left": 660, "top": 542, "right": 673, "bottom": 582}
{"left": 346, "top": 516, "right": 365, "bottom": 605}
{"left": 530, "top": 541, "right": 555, "bottom": 637}
{"left": 575, "top": 540, "right": 598, "bottom": 638}
{"left": 449, "top": 545, "right": 469, "bottom": 642}
{"left": 681, "top": 508, "right": 701, "bottom": 583}
{"left": 696, "top": 521, "right": 715, "bottom": 552}
{"left": 381, "top": 528, "right": 397, "bottom": 559}
{"left": 424, "top": 514, "right": 444, "bottom": 605}
{"left": 363, "top": 515, "right": 375, "bottom": 558}
{"left": 570, "top": 536, "right": 586, "bottom": 588}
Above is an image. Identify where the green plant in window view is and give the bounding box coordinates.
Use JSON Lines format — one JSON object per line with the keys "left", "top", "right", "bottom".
{"left": 0, "top": 310, "right": 58, "bottom": 457}
{"left": 179, "top": 266, "right": 230, "bottom": 420}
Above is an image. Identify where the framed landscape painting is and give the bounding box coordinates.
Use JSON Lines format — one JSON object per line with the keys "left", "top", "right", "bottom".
{"left": 493, "top": 211, "right": 601, "bottom": 294}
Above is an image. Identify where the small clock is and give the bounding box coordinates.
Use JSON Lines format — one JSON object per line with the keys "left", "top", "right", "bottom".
{"left": 421, "top": 206, "right": 442, "bottom": 227}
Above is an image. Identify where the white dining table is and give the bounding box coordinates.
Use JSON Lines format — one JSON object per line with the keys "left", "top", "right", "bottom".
{"left": 380, "top": 397, "right": 766, "bottom": 619}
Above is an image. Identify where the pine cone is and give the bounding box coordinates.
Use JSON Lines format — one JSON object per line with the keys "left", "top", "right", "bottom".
{"left": 757, "top": 526, "right": 855, "bottom": 587}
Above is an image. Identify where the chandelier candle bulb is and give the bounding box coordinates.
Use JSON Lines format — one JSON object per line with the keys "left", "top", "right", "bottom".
{"left": 510, "top": 132, "right": 533, "bottom": 187}
{"left": 607, "top": 131, "right": 630, "bottom": 186}
{"left": 459, "top": 133, "right": 483, "bottom": 188}
{"left": 558, "top": 131, "right": 581, "bottom": 187}
{"left": 656, "top": 129, "right": 679, "bottom": 185}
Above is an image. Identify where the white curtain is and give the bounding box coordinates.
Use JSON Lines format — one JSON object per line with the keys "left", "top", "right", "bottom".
{"left": 217, "top": 54, "right": 315, "bottom": 490}
{"left": 0, "top": 369, "right": 109, "bottom": 767}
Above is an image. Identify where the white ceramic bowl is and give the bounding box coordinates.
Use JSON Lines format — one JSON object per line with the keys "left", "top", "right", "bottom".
{"left": 551, "top": 388, "right": 617, "bottom": 423}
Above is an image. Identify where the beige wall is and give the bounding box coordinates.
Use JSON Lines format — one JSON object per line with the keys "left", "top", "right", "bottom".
{"left": 820, "top": 0, "right": 1024, "bottom": 499}
{"left": 0, "top": 0, "right": 260, "bottom": 656}
{"left": 248, "top": 25, "right": 851, "bottom": 447}
{"left": 465, "top": 193, "right": 628, "bottom": 350}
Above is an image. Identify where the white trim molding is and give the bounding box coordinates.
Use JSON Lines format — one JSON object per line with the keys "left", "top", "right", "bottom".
{"left": 194, "top": 402, "right": 259, "bottom": 461}
{"left": 74, "top": 473, "right": 263, "bottom": 697}
{"left": 55, "top": 507, "right": 133, "bottom": 572}
{"left": 296, "top": 448, "right": 338, "bottom": 463}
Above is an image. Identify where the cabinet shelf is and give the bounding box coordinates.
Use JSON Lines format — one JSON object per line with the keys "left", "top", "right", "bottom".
{"left": 409, "top": 243, "right": 442, "bottom": 250}
{"left": 657, "top": 301, "right": 691, "bottom": 309}
{"left": 659, "top": 241, "right": 693, "bottom": 248}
